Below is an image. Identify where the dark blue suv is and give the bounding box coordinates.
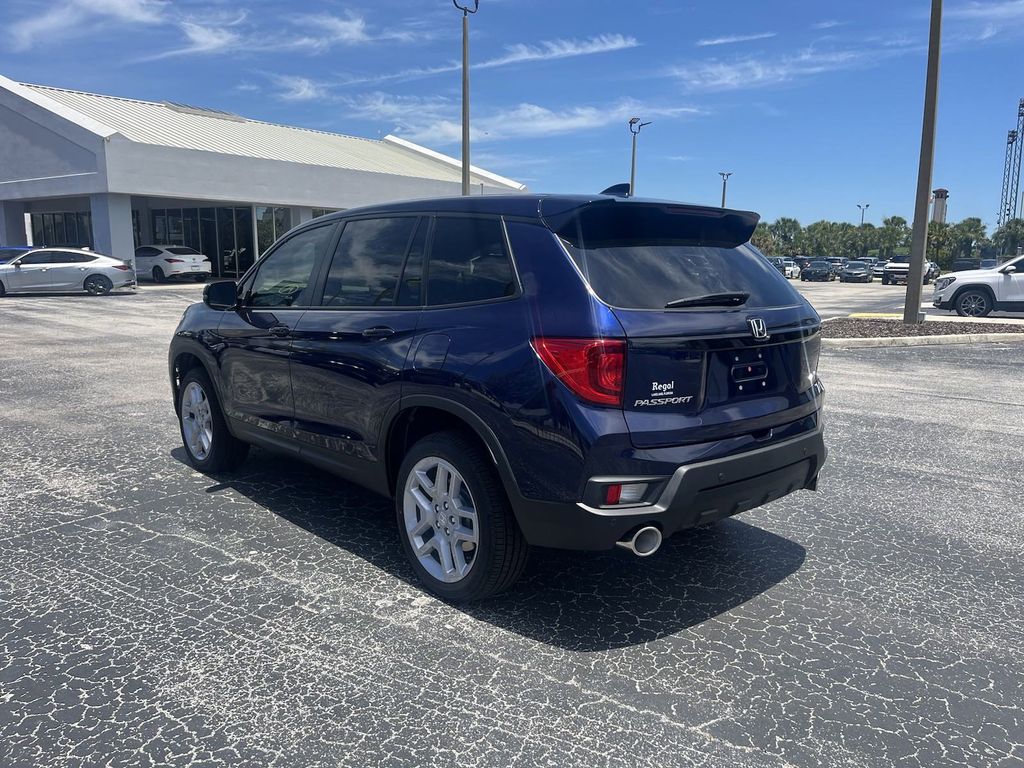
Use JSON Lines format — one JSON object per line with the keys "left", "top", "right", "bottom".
{"left": 169, "top": 195, "right": 827, "bottom": 601}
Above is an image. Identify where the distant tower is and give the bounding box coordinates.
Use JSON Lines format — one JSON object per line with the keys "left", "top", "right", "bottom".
{"left": 932, "top": 188, "right": 949, "bottom": 224}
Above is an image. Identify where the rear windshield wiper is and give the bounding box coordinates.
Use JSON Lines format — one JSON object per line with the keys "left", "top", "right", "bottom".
{"left": 664, "top": 292, "right": 750, "bottom": 309}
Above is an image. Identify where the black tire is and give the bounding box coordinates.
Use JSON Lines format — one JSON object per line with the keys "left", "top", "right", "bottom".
{"left": 0, "top": 281, "right": 5, "bottom": 297}
{"left": 954, "top": 289, "right": 993, "bottom": 318}
{"left": 193, "top": 274, "right": 208, "bottom": 283}
{"left": 396, "top": 431, "right": 528, "bottom": 602}
{"left": 882, "top": 275, "right": 890, "bottom": 285}
{"left": 177, "top": 367, "right": 250, "bottom": 472}
{"left": 153, "top": 266, "right": 166, "bottom": 283}
{"left": 83, "top": 275, "right": 112, "bottom": 295}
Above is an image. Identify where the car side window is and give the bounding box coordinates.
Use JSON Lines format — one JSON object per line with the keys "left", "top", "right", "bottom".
{"left": 18, "top": 252, "right": 53, "bottom": 265}
{"left": 247, "top": 224, "right": 335, "bottom": 308}
{"left": 321, "top": 217, "right": 418, "bottom": 307}
{"left": 396, "top": 218, "right": 429, "bottom": 307}
{"left": 426, "top": 217, "right": 515, "bottom": 306}
{"left": 136, "top": 247, "right": 159, "bottom": 258}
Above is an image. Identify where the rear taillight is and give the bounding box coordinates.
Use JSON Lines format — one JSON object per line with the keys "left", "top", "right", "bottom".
{"left": 113, "top": 264, "right": 131, "bottom": 271}
{"left": 531, "top": 337, "right": 625, "bottom": 407}
{"left": 164, "top": 258, "right": 185, "bottom": 263}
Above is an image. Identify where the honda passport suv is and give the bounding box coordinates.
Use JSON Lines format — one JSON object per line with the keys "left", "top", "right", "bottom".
{"left": 169, "top": 195, "right": 828, "bottom": 601}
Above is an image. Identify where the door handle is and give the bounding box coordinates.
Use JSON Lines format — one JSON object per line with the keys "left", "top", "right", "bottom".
{"left": 362, "top": 326, "right": 396, "bottom": 339}
{"left": 269, "top": 325, "right": 291, "bottom": 338}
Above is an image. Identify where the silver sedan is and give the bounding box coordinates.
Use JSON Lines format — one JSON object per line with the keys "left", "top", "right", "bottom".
{"left": 0, "top": 247, "right": 136, "bottom": 296}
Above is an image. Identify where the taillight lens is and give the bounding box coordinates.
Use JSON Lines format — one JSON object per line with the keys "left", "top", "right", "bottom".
{"left": 164, "top": 258, "right": 185, "bottom": 263}
{"left": 532, "top": 337, "right": 625, "bottom": 407}
{"left": 113, "top": 264, "right": 131, "bottom": 271}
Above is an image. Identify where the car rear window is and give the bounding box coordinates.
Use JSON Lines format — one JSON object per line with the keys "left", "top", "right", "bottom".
{"left": 555, "top": 203, "right": 797, "bottom": 310}
{"left": 165, "top": 247, "right": 200, "bottom": 255}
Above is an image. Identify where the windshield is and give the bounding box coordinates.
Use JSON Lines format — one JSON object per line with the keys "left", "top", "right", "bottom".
{"left": 809, "top": 261, "right": 829, "bottom": 268}
{"left": 846, "top": 261, "right": 867, "bottom": 269}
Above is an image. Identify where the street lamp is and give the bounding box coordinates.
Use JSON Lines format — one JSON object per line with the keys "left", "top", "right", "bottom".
{"left": 453, "top": 0, "right": 480, "bottom": 196}
{"left": 857, "top": 203, "right": 870, "bottom": 226}
{"left": 719, "top": 172, "right": 733, "bottom": 208}
{"left": 628, "top": 117, "right": 651, "bottom": 196}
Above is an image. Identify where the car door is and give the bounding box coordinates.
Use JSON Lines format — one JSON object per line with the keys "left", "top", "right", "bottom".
{"left": 47, "top": 251, "right": 93, "bottom": 290}
{"left": 998, "top": 257, "right": 1024, "bottom": 304}
{"left": 289, "top": 216, "right": 427, "bottom": 485}
{"left": 216, "top": 221, "right": 339, "bottom": 446}
{"left": 7, "top": 251, "right": 54, "bottom": 292}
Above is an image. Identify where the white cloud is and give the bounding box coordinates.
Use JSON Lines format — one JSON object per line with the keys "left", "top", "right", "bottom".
{"left": 140, "top": 12, "right": 246, "bottom": 60}
{"left": 696, "top": 32, "right": 776, "bottom": 47}
{"left": 812, "top": 20, "right": 846, "bottom": 30}
{"left": 11, "top": 0, "right": 165, "bottom": 51}
{"left": 948, "top": 0, "right": 1024, "bottom": 19}
{"left": 670, "top": 47, "right": 878, "bottom": 92}
{"left": 337, "top": 34, "right": 639, "bottom": 86}
{"left": 341, "top": 92, "right": 700, "bottom": 146}
{"left": 272, "top": 75, "right": 330, "bottom": 102}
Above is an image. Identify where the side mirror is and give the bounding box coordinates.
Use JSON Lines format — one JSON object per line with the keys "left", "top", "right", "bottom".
{"left": 203, "top": 280, "right": 238, "bottom": 310}
{"left": 13, "top": 262, "right": 21, "bottom": 269}
{"left": 1001, "top": 265, "right": 1018, "bottom": 274}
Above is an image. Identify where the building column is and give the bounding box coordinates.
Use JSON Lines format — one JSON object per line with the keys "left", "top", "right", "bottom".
{"left": 293, "top": 206, "right": 313, "bottom": 225}
{"left": 89, "top": 193, "right": 135, "bottom": 264}
{"left": 0, "top": 201, "right": 29, "bottom": 246}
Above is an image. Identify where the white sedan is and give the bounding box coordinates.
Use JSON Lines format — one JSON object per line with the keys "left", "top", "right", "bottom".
{"left": 135, "top": 245, "right": 212, "bottom": 282}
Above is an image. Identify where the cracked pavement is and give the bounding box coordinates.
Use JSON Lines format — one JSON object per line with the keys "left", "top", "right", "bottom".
{"left": 1, "top": 286, "right": 1022, "bottom": 767}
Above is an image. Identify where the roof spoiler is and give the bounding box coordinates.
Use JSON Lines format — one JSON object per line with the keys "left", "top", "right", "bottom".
{"left": 546, "top": 199, "right": 760, "bottom": 249}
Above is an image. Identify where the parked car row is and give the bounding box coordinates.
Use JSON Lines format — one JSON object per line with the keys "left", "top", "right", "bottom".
{"left": 768, "top": 257, "right": 801, "bottom": 279}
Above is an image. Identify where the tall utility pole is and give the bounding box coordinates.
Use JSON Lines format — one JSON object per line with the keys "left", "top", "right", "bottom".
{"left": 628, "top": 117, "right": 651, "bottom": 196}
{"left": 719, "top": 172, "right": 733, "bottom": 208}
{"left": 904, "top": 0, "right": 942, "bottom": 326}
{"left": 857, "top": 203, "right": 870, "bottom": 226}
{"left": 453, "top": 0, "right": 479, "bottom": 196}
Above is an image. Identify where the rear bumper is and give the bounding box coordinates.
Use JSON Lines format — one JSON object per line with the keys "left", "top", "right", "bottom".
{"left": 513, "top": 424, "right": 828, "bottom": 551}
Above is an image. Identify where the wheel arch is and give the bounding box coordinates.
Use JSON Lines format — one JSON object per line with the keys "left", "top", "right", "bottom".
{"left": 170, "top": 345, "right": 222, "bottom": 416}
{"left": 383, "top": 397, "right": 522, "bottom": 503}
{"left": 950, "top": 283, "right": 997, "bottom": 313}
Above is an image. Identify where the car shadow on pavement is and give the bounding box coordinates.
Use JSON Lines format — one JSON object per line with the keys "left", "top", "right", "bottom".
{"left": 176, "top": 447, "right": 806, "bottom": 652}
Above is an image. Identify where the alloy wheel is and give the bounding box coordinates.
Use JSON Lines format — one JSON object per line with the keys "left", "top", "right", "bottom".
{"left": 181, "top": 381, "right": 214, "bottom": 460}
{"left": 959, "top": 294, "right": 988, "bottom": 317}
{"left": 402, "top": 456, "right": 479, "bottom": 583}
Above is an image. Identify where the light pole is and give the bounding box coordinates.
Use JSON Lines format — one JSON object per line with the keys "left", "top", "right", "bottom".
{"left": 453, "top": 0, "right": 479, "bottom": 196}
{"left": 904, "top": 0, "right": 942, "bottom": 325}
{"left": 857, "top": 203, "right": 870, "bottom": 226}
{"left": 719, "top": 172, "right": 733, "bottom": 208}
{"left": 628, "top": 117, "right": 651, "bottom": 196}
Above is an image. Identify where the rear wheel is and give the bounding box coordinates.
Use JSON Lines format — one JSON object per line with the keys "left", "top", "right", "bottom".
{"left": 397, "top": 431, "right": 528, "bottom": 602}
{"left": 84, "top": 275, "right": 112, "bottom": 295}
{"left": 955, "top": 289, "right": 993, "bottom": 318}
{"left": 193, "top": 274, "right": 208, "bottom": 283}
{"left": 0, "top": 281, "right": 5, "bottom": 297}
{"left": 153, "top": 266, "right": 166, "bottom": 283}
{"left": 178, "top": 367, "right": 250, "bottom": 471}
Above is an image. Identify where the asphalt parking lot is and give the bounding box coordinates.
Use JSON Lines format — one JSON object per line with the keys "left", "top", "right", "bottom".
{"left": 2, "top": 286, "right": 1023, "bottom": 767}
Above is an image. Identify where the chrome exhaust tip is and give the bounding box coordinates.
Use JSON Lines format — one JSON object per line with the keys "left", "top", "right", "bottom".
{"left": 615, "top": 526, "right": 663, "bottom": 557}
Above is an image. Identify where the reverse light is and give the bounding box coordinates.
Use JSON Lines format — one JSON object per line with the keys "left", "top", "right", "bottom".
{"left": 532, "top": 337, "right": 625, "bottom": 407}
{"left": 604, "top": 482, "right": 648, "bottom": 506}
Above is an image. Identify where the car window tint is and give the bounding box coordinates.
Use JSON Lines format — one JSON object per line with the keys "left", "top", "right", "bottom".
{"left": 321, "top": 217, "right": 417, "bottom": 307}
{"left": 166, "top": 247, "right": 200, "bottom": 256}
{"left": 18, "top": 252, "right": 54, "bottom": 265}
{"left": 396, "top": 218, "right": 428, "bottom": 307}
{"left": 248, "top": 224, "right": 335, "bottom": 308}
{"left": 426, "top": 217, "right": 514, "bottom": 306}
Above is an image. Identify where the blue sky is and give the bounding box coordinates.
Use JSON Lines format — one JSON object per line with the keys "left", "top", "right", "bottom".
{"left": 1, "top": 0, "right": 1020, "bottom": 230}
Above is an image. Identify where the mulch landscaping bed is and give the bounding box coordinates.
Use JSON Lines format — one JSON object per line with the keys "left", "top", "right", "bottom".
{"left": 821, "top": 318, "right": 1024, "bottom": 338}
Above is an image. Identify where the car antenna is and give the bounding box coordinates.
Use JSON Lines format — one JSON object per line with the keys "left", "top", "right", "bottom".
{"left": 600, "top": 183, "right": 632, "bottom": 198}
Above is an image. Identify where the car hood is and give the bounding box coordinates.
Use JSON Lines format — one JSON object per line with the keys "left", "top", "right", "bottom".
{"left": 947, "top": 268, "right": 1003, "bottom": 279}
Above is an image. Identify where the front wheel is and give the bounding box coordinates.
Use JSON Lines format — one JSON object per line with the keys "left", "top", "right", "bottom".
{"left": 178, "top": 368, "right": 250, "bottom": 471}
{"left": 955, "top": 289, "right": 993, "bottom": 318}
{"left": 153, "top": 266, "right": 166, "bottom": 283}
{"left": 83, "top": 275, "right": 112, "bottom": 295}
{"left": 397, "top": 432, "right": 528, "bottom": 602}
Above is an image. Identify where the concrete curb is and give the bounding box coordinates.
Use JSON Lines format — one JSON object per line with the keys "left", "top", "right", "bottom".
{"left": 823, "top": 333, "right": 1024, "bottom": 349}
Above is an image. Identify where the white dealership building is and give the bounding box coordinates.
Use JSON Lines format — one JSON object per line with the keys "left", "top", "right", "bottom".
{"left": 0, "top": 74, "right": 525, "bottom": 278}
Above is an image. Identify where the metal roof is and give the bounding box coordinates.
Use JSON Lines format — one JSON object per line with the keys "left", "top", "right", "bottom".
{"left": 16, "top": 82, "right": 524, "bottom": 190}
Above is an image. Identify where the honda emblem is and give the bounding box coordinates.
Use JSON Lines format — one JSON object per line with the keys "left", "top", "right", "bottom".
{"left": 747, "top": 318, "right": 769, "bottom": 340}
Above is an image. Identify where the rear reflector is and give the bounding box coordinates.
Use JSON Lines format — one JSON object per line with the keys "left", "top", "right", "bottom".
{"left": 605, "top": 484, "right": 622, "bottom": 505}
{"left": 532, "top": 337, "right": 625, "bottom": 407}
